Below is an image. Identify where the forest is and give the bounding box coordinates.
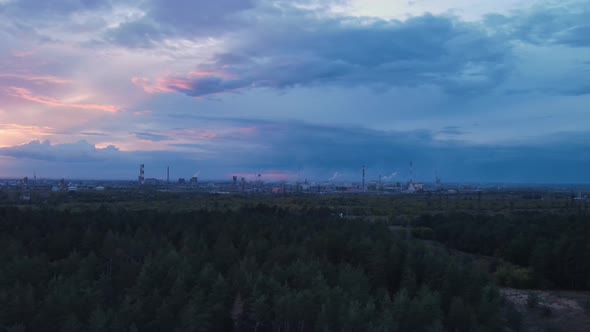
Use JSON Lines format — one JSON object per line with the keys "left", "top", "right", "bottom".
{"left": 414, "top": 212, "right": 590, "bottom": 290}
{"left": 0, "top": 204, "right": 514, "bottom": 332}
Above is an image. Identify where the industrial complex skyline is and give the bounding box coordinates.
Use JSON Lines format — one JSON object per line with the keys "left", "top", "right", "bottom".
{"left": 1, "top": 0, "right": 590, "bottom": 183}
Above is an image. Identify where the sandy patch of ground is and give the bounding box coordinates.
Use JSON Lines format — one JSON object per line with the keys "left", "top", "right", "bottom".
{"left": 501, "top": 288, "right": 590, "bottom": 332}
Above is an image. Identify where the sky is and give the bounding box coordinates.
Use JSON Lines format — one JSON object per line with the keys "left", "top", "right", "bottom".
{"left": 0, "top": 0, "right": 589, "bottom": 183}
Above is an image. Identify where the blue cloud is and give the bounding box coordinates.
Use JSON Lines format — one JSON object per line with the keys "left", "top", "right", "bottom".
{"left": 437, "top": 126, "right": 467, "bottom": 136}
{"left": 0, "top": 0, "right": 109, "bottom": 17}
{"left": 110, "top": 1, "right": 589, "bottom": 98}
{"left": 3, "top": 121, "right": 590, "bottom": 183}
{"left": 163, "top": 13, "right": 511, "bottom": 97}
{"left": 0, "top": 140, "right": 119, "bottom": 162}
{"left": 487, "top": 1, "right": 590, "bottom": 47}
{"left": 103, "top": 0, "right": 256, "bottom": 47}
{"left": 135, "top": 132, "right": 171, "bottom": 142}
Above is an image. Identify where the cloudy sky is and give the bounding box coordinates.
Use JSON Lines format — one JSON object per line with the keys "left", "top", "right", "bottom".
{"left": 0, "top": 0, "right": 589, "bottom": 183}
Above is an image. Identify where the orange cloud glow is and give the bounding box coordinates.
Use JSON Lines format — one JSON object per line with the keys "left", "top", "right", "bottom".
{"left": 0, "top": 123, "right": 54, "bottom": 147}
{"left": 7, "top": 87, "right": 118, "bottom": 113}
{"left": 189, "top": 70, "right": 234, "bottom": 80}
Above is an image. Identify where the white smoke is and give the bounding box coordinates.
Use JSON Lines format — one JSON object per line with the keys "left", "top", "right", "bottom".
{"left": 382, "top": 172, "right": 398, "bottom": 181}
{"left": 329, "top": 172, "right": 341, "bottom": 181}
{"left": 193, "top": 171, "right": 200, "bottom": 177}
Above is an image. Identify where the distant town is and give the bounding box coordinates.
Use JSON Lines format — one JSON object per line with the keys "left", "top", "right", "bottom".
{"left": 2, "top": 163, "right": 590, "bottom": 202}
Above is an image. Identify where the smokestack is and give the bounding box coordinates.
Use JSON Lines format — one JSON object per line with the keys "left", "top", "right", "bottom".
{"left": 167, "top": 166, "right": 170, "bottom": 183}
{"left": 362, "top": 165, "right": 366, "bottom": 192}
{"left": 138, "top": 164, "right": 145, "bottom": 185}
{"left": 409, "top": 161, "right": 413, "bottom": 184}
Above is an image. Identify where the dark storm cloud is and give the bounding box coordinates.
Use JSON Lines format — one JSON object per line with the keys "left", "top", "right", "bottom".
{"left": 113, "top": 1, "right": 590, "bottom": 98}
{"left": 4, "top": 0, "right": 588, "bottom": 98}
{"left": 172, "top": 77, "right": 251, "bottom": 97}
{"left": 235, "top": 121, "right": 590, "bottom": 183}
{"left": 165, "top": 13, "right": 511, "bottom": 96}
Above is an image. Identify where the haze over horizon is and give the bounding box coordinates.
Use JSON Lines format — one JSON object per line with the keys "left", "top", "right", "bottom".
{"left": 1, "top": 0, "right": 590, "bottom": 183}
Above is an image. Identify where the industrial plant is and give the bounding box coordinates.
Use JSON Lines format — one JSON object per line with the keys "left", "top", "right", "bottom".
{"left": 2, "top": 161, "right": 589, "bottom": 204}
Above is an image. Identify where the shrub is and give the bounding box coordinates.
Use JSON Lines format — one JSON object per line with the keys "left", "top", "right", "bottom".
{"left": 526, "top": 292, "right": 539, "bottom": 309}
{"left": 411, "top": 227, "right": 435, "bottom": 240}
{"left": 541, "top": 306, "right": 552, "bottom": 317}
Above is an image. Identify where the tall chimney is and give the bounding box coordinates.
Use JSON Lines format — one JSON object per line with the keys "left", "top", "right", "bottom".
{"left": 138, "top": 164, "right": 145, "bottom": 185}
{"left": 362, "top": 165, "right": 366, "bottom": 192}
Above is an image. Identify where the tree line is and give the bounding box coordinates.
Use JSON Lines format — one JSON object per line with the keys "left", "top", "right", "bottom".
{"left": 415, "top": 212, "right": 590, "bottom": 290}
{"left": 0, "top": 205, "right": 515, "bottom": 331}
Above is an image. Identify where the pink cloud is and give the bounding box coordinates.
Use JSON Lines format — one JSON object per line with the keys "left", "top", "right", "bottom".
{"left": 0, "top": 124, "right": 54, "bottom": 148}
{"left": 0, "top": 123, "right": 53, "bottom": 132}
{"left": 236, "top": 126, "right": 258, "bottom": 134}
{"left": 189, "top": 70, "right": 234, "bottom": 80}
{"left": 174, "top": 128, "right": 218, "bottom": 140}
{"left": 10, "top": 50, "right": 34, "bottom": 58}
{"left": 166, "top": 127, "right": 257, "bottom": 143}
{"left": 6, "top": 87, "right": 118, "bottom": 113}
{"left": 131, "top": 77, "right": 185, "bottom": 94}
{"left": 132, "top": 70, "right": 233, "bottom": 95}
{"left": 0, "top": 74, "right": 72, "bottom": 85}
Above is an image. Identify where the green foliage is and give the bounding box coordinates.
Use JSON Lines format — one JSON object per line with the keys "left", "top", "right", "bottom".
{"left": 495, "top": 266, "right": 535, "bottom": 289}
{"left": 88, "top": 307, "right": 109, "bottom": 332}
{"left": 411, "top": 227, "right": 435, "bottom": 240}
{"left": 448, "top": 297, "right": 476, "bottom": 332}
{"left": 416, "top": 212, "right": 590, "bottom": 290}
{"left": 6, "top": 324, "right": 26, "bottom": 332}
{"left": 0, "top": 205, "right": 505, "bottom": 331}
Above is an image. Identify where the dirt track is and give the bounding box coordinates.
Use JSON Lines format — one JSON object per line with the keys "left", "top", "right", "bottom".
{"left": 501, "top": 288, "right": 590, "bottom": 332}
